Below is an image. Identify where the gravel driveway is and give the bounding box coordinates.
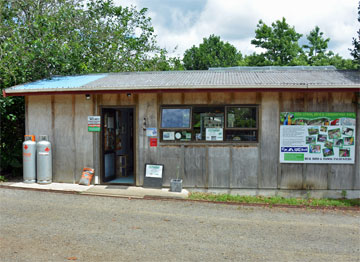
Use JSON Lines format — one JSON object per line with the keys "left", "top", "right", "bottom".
{"left": 0, "top": 188, "right": 359, "bottom": 262}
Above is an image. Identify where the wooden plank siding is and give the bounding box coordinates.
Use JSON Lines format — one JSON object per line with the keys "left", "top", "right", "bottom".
{"left": 279, "top": 92, "right": 305, "bottom": 189}
{"left": 328, "top": 92, "right": 357, "bottom": 189}
{"left": 26, "top": 91, "right": 358, "bottom": 190}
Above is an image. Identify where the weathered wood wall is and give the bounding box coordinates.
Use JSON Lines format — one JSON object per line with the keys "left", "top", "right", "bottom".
{"left": 27, "top": 95, "right": 94, "bottom": 183}
{"left": 138, "top": 91, "right": 358, "bottom": 190}
{"left": 27, "top": 91, "right": 359, "bottom": 189}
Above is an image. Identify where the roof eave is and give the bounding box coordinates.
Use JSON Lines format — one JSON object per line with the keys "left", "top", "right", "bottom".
{"left": 4, "top": 84, "right": 360, "bottom": 97}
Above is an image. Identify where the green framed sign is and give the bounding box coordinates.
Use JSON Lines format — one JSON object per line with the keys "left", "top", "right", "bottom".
{"left": 280, "top": 112, "right": 356, "bottom": 164}
{"left": 88, "top": 116, "right": 101, "bottom": 132}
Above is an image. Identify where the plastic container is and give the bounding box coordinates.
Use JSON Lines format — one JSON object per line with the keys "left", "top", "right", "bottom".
{"left": 170, "top": 179, "right": 182, "bottom": 192}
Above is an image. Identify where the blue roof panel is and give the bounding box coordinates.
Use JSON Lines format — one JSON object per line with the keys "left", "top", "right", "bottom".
{"left": 14, "top": 74, "right": 107, "bottom": 90}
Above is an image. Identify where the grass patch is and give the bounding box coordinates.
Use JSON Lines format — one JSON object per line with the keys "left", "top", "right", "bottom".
{"left": 188, "top": 192, "right": 360, "bottom": 208}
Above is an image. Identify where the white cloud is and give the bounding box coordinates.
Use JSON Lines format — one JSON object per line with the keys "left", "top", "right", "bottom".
{"left": 114, "top": 0, "right": 359, "bottom": 58}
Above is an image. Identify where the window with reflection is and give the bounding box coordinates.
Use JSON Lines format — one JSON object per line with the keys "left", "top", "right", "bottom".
{"left": 160, "top": 105, "right": 258, "bottom": 143}
{"left": 161, "top": 108, "right": 191, "bottom": 128}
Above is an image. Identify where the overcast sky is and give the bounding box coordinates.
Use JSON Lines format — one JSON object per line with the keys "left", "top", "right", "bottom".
{"left": 115, "top": 0, "right": 359, "bottom": 59}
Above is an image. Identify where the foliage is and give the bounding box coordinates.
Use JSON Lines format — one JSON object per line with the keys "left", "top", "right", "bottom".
{"left": 144, "top": 49, "right": 184, "bottom": 71}
{"left": 303, "top": 26, "right": 330, "bottom": 65}
{"left": 250, "top": 18, "right": 304, "bottom": 65}
{"left": 327, "top": 52, "right": 358, "bottom": 69}
{"left": 349, "top": 1, "right": 360, "bottom": 66}
{"left": 0, "top": 0, "right": 177, "bottom": 177}
{"left": 189, "top": 192, "right": 360, "bottom": 207}
{"left": 0, "top": 95, "right": 24, "bottom": 177}
{"left": 183, "top": 35, "right": 242, "bottom": 70}
{"left": 0, "top": 0, "right": 174, "bottom": 85}
{"left": 302, "top": 26, "right": 358, "bottom": 69}
{"left": 245, "top": 18, "right": 357, "bottom": 69}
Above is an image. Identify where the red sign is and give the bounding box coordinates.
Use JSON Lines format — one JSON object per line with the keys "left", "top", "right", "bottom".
{"left": 24, "top": 145, "right": 28, "bottom": 150}
{"left": 45, "top": 147, "right": 50, "bottom": 152}
{"left": 150, "top": 138, "right": 157, "bottom": 147}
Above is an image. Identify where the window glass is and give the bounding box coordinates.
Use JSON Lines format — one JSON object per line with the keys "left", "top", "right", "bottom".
{"left": 227, "top": 107, "right": 257, "bottom": 128}
{"left": 160, "top": 105, "right": 258, "bottom": 143}
{"left": 161, "top": 108, "right": 190, "bottom": 128}
{"left": 225, "top": 130, "right": 257, "bottom": 142}
{"left": 193, "top": 107, "right": 224, "bottom": 141}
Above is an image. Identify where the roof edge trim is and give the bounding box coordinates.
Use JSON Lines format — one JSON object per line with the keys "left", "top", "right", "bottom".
{"left": 5, "top": 87, "right": 359, "bottom": 97}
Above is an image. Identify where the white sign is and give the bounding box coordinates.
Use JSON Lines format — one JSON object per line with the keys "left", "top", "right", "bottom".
{"left": 88, "top": 116, "right": 100, "bottom": 124}
{"left": 145, "top": 164, "right": 163, "bottom": 178}
{"left": 163, "top": 131, "right": 175, "bottom": 141}
{"left": 206, "top": 128, "right": 223, "bottom": 141}
{"left": 88, "top": 116, "right": 101, "bottom": 132}
{"left": 146, "top": 128, "right": 158, "bottom": 137}
{"left": 279, "top": 112, "right": 356, "bottom": 164}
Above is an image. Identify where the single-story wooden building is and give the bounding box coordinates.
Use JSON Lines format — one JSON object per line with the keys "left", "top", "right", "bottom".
{"left": 4, "top": 66, "right": 360, "bottom": 197}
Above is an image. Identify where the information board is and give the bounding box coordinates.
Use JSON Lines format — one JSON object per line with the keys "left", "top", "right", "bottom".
{"left": 146, "top": 128, "right": 158, "bottom": 137}
{"left": 143, "top": 164, "right": 163, "bottom": 188}
{"left": 279, "top": 112, "right": 356, "bottom": 164}
{"left": 88, "top": 116, "right": 101, "bottom": 132}
{"left": 206, "top": 128, "right": 223, "bottom": 141}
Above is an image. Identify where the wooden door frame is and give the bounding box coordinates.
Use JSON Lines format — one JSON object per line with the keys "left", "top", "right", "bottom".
{"left": 100, "top": 106, "right": 136, "bottom": 185}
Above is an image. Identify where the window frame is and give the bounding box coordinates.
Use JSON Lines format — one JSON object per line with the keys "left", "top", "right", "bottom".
{"left": 225, "top": 105, "right": 259, "bottom": 130}
{"left": 160, "top": 106, "right": 192, "bottom": 130}
{"left": 159, "top": 104, "right": 259, "bottom": 143}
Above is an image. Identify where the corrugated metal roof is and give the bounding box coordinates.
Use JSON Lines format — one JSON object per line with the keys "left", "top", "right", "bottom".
{"left": 4, "top": 68, "right": 360, "bottom": 95}
{"left": 13, "top": 74, "right": 108, "bottom": 89}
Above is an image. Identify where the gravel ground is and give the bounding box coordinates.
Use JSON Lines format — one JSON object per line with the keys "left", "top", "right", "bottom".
{"left": 0, "top": 188, "right": 359, "bottom": 262}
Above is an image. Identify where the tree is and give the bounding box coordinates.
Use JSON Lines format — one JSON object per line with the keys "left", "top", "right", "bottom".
{"left": 303, "top": 26, "right": 330, "bottom": 65}
{"left": 0, "top": 0, "right": 168, "bottom": 86}
{"left": 327, "top": 52, "right": 358, "bottom": 69}
{"left": 243, "top": 53, "right": 270, "bottom": 66}
{"left": 0, "top": 0, "right": 175, "bottom": 177}
{"left": 250, "top": 18, "right": 304, "bottom": 65}
{"left": 183, "top": 35, "right": 242, "bottom": 70}
{"left": 349, "top": 1, "right": 360, "bottom": 67}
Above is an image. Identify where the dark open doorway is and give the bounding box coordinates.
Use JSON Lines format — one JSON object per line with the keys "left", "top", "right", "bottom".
{"left": 101, "top": 107, "right": 135, "bottom": 185}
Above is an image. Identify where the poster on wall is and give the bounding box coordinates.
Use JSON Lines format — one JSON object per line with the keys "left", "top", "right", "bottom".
{"left": 88, "top": 116, "right": 101, "bottom": 132}
{"left": 145, "top": 164, "right": 163, "bottom": 178}
{"left": 206, "top": 128, "right": 223, "bottom": 141}
{"left": 163, "top": 131, "right": 175, "bottom": 141}
{"left": 279, "top": 112, "right": 356, "bottom": 164}
{"left": 146, "top": 128, "right": 157, "bottom": 137}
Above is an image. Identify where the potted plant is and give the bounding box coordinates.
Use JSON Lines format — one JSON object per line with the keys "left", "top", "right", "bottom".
{"left": 170, "top": 165, "right": 182, "bottom": 192}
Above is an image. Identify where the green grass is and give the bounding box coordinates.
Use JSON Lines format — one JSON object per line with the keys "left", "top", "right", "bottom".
{"left": 188, "top": 192, "right": 360, "bottom": 208}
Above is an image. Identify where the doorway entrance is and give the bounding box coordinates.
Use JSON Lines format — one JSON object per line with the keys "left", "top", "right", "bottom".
{"left": 101, "top": 107, "right": 135, "bottom": 184}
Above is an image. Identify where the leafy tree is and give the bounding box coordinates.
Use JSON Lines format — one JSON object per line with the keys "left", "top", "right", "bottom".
{"left": 183, "top": 35, "right": 242, "bottom": 70}
{"left": 250, "top": 18, "right": 304, "bottom": 65}
{"left": 349, "top": 1, "right": 360, "bottom": 67}
{"left": 0, "top": 95, "right": 24, "bottom": 175}
{"left": 303, "top": 26, "right": 330, "bottom": 65}
{"left": 249, "top": 18, "right": 356, "bottom": 69}
{"left": 327, "top": 52, "right": 358, "bottom": 69}
{"left": 144, "top": 49, "right": 184, "bottom": 71}
{"left": 243, "top": 53, "right": 270, "bottom": 66}
{"left": 0, "top": 0, "right": 175, "bottom": 177}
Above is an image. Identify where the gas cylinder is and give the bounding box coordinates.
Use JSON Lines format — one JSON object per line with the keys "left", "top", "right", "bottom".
{"left": 36, "top": 135, "right": 52, "bottom": 184}
{"left": 23, "top": 135, "right": 36, "bottom": 183}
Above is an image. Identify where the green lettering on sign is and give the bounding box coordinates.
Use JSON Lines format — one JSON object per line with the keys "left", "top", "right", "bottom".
{"left": 284, "top": 153, "right": 304, "bottom": 161}
{"left": 88, "top": 126, "right": 100, "bottom": 132}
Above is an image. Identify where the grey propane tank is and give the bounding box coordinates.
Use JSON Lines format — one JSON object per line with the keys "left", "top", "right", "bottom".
{"left": 36, "top": 135, "right": 52, "bottom": 184}
{"left": 23, "top": 135, "right": 36, "bottom": 183}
